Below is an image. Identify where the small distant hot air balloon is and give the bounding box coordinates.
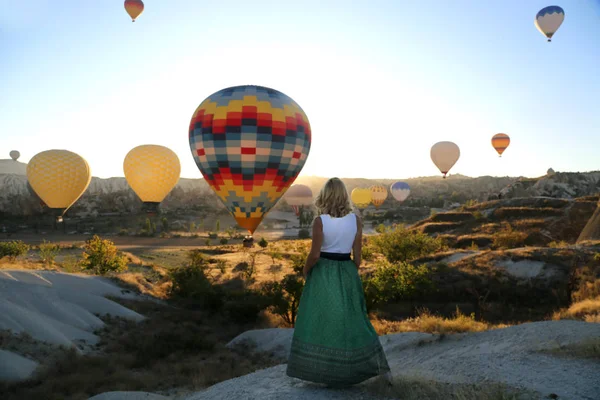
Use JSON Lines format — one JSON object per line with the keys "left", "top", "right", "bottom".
{"left": 26, "top": 150, "right": 91, "bottom": 222}
{"left": 189, "top": 85, "right": 311, "bottom": 236}
{"left": 535, "top": 6, "right": 565, "bottom": 42}
{"left": 491, "top": 133, "right": 510, "bottom": 157}
{"left": 430, "top": 141, "right": 460, "bottom": 179}
{"left": 369, "top": 185, "right": 387, "bottom": 208}
{"left": 9, "top": 150, "right": 20, "bottom": 161}
{"left": 285, "top": 184, "right": 313, "bottom": 216}
{"left": 124, "top": 0, "right": 144, "bottom": 22}
{"left": 390, "top": 181, "right": 410, "bottom": 202}
{"left": 351, "top": 188, "right": 372, "bottom": 210}
{"left": 123, "top": 145, "right": 181, "bottom": 214}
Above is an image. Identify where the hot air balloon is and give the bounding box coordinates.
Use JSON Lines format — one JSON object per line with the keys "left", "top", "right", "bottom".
{"left": 189, "top": 85, "right": 311, "bottom": 236}
{"left": 9, "top": 150, "right": 20, "bottom": 161}
{"left": 430, "top": 141, "right": 460, "bottom": 179}
{"left": 390, "top": 181, "right": 410, "bottom": 202}
{"left": 351, "top": 188, "right": 372, "bottom": 209}
{"left": 124, "top": 145, "right": 181, "bottom": 214}
{"left": 124, "top": 0, "right": 144, "bottom": 22}
{"left": 491, "top": 133, "right": 510, "bottom": 157}
{"left": 369, "top": 185, "right": 387, "bottom": 208}
{"left": 535, "top": 6, "right": 565, "bottom": 42}
{"left": 285, "top": 184, "right": 313, "bottom": 216}
{"left": 26, "top": 150, "right": 91, "bottom": 222}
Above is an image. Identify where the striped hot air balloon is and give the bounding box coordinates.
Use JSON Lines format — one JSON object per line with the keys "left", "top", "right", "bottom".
{"left": 390, "top": 181, "right": 410, "bottom": 202}
{"left": 369, "top": 184, "right": 387, "bottom": 208}
{"left": 189, "top": 85, "right": 311, "bottom": 235}
{"left": 491, "top": 133, "right": 510, "bottom": 157}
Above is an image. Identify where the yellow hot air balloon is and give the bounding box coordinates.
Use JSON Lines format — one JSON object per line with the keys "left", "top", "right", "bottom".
{"left": 430, "top": 141, "right": 460, "bottom": 179}
{"left": 26, "top": 149, "right": 91, "bottom": 222}
{"left": 351, "top": 188, "right": 372, "bottom": 209}
{"left": 124, "top": 0, "right": 144, "bottom": 22}
{"left": 369, "top": 185, "right": 387, "bottom": 208}
{"left": 491, "top": 133, "right": 510, "bottom": 157}
{"left": 123, "top": 144, "right": 181, "bottom": 214}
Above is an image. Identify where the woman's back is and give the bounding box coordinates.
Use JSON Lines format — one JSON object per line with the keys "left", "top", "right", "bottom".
{"left": 320, "top": 212, "right": 357, "bottom": 254}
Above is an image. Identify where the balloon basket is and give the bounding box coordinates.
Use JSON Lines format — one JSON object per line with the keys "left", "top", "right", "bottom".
{"left": 243, "top": 236, "right": 254, "bottom": 248}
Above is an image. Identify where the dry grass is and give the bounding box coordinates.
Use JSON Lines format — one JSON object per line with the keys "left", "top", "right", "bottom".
{"left": 543, "top": 337, "right": 600, "bottom": 361}
{"left": 552, "top": 297, "right": 600, "bottom": 322}
{"left": 370, "top": 309, "right": 509, "bottom": 336}
{"left": 420, "top": 222, "right": 462, "bottom": 234}
{"left": 368, "top": 375, "right": 536, "bottom": 400}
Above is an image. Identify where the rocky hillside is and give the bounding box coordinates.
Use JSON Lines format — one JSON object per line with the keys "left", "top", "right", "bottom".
{"left": 499, "top": 170, "right": 600, "bottom": 199}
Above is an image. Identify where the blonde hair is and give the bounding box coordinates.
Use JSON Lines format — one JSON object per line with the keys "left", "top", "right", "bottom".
{"left": 314, "top": 177, "right": 353, "bottom": 218}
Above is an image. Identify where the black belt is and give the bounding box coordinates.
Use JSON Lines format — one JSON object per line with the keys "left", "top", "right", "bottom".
{"left": 320, "top": 252, "right": 351, "bottom": 261}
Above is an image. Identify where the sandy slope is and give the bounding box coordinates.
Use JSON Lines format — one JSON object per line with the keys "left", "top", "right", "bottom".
{"left": 0, "top": 270, "right": 145, "bottom": 382}
{"left": 91, "top": 320, "right": 600, "bottom": 400}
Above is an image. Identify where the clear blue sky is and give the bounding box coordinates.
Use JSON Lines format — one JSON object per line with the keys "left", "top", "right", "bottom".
{"left": 1, "top": 0, "right": 599, "bottom": 179}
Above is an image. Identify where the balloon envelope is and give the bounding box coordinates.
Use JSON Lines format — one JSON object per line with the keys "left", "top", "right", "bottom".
{"left": 369, "top": 185, "right": 387, "bottom": 208}
{"left": 9, "top": 150, "right": 20, "bottom": 161}
{"left": 351, "top": 188, "right": 372, "bottom": 209}
{"left": 26, "top": 149, "right": 91, "bottom": 216}
{"left": 491, "top": 133, "right": 510, "bottom": 156}
{"left": 535, "top": 6, "right": 565, "bottom": 41}
{"left": 123, "top": 144, "right": 181, "bottom": 207}
{"left": 124, "top": 0, "right": 144, "bottom": 21}
{"left": 430, "top": 141, "right": 460, "bottom": 178}
{"left": 189, "top": 85, "right": 311, "bottom": 234}
{"left": 285, "top": 184, "right": 313, "bottom": 216}
{"left": 390, "top": 181, "right": 410, "bottom": 202}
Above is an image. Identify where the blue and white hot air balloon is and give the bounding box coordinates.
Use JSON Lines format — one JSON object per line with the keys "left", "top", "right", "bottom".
{"left": 390, "top": 181, "right": 411, "bottom": 203}
{"left": 535, "top": 6, "right": 565, "bottom": 42}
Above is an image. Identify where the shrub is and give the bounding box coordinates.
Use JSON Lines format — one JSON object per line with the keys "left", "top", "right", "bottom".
{"left": 261, "top": 274, "right": 305, "bottom": 326}
{"left": 187, "top": 249, "right": 208, "bottom": 270}
{"left": 215, "top": 219, "right": 220, "bottom": 232}
{"left": 492, "top": 224, "right": 527, "bottom": 249}
{"left": 362, "top": 260, "right": 434, "bottom": 309}
{"left": 205, "top": 239, "right": 211, "bottom": 246}
{"left": 548, "top": 240, "right": 569, "bottom": 248}
{"left": 243, "top": 253, "right": 258, "bottom": 282}
{"left": 168, "top": 263, "right": 224, "bottom": 312}
{"left": 209, "top": 232, "right": 218, "bottom": 239}
{"left": 298, "top": 229, "right": 310, "bottom": 239}
{"left": 118, "top": 228, "right": 129, "bottom": 236}
{"left": 39, "top": 240, "right": 60, "bottom": 265}
{"left": 224, "top": 290, "right": 270, "bottom": 324}
{"left": 362, "top": 245, "right": 375, "bottom": 261}
{"left": 80, "top": 235, "right": 127, "bottom": 275}
{"left": 258, "top": 237, "right": 268, "bottom": 249}
{"left": 0, "top": 240, "right": 30, "bottom": 261}
{"left": 220, "top": 238, "right": 228, "bottom": 245}
{"left": 371, "top": 226, "right": 445, "bottom": 263}
{"left": 268, "top": 251, "right": 283, "bottom": 264}
{"left": 290, "top": 252, "right": 307, "bottom": 274}
{"left": 216, "top": 259, "right": 227, "bottom": 274}
{"left": 189, "top": 222, "right": 196, "bottom": 232}
{"left": 161, "top": 217, "right": 169, "bottom": 232}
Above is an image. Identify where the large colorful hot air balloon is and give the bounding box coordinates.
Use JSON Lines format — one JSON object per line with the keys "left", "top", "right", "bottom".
{"left": 369, "top": 185, "right": 387, "bottom": 208}
{"left": 124, "top": 0, "right": 144, "bottom": 22}
{"left": 26, "top": 150, "right": 91, "bottom": 222}
{"left": 9, "top": 150, "right": 20, "bottom": 161}
{"left": 390, "top": 181, "right": 410, "bottom": 202}
{"left": 189, "top": 85, "right": 311, "bottom": 235}
{"left": 124, "top": 145, "right": 181, "bottom": 214}
{"left": 351, "top": 188, "right": 372, "bottom": 209}
{"left": 535, "top": 6, "right": 565, "bottom": 42}
{"left": 285, "top": 184, "right": 313, "bottom": 216}
{"left": 491, "top": 133, "right": 510, "bottom": 157}
{"left": 430, "top": 141, "right": 460, "bottom": 179}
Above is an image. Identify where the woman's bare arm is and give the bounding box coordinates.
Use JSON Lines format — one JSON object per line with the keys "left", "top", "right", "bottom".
{"left": 352, "top": 214, "right": 363, "bottom": 269}
{"left": 303, "top": 217, "right": 323, "bottom": 277}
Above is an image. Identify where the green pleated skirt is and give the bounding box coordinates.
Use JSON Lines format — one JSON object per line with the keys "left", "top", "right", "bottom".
{"left": 286, "top": 258, "right": 391, "bottom": 386}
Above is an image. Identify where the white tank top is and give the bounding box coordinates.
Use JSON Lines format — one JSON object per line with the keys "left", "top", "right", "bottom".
{"left": 319, "top": 213, "right": 358, "bottom": 254}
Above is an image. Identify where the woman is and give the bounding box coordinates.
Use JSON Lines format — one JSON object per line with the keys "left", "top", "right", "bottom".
{"left": 286, "top": 177, "right": 391, "bottom": 386}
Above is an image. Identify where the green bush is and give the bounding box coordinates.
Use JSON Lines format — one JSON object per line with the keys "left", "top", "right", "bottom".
{"left": 39, "top": 240, "right": 60, "bottom": 265}
{"left": 298, "top": 229, "right": 310, "bottom": 239}
{"left": 371, "top": 225, "right": 445, "bottom": 263}
{"left": 362, "top": 260, "right": 434, "bottom": 309}
{"left": 261, "top": 274, "right": 305, "bottom": 326}
{"left": 216, "top": 259, "right": 227, "bottom": 274}
{"left": 492, "top": 224, "right": 527, "bottom": 249}
{"left": 362, "top": 244, "right": 375, "bottom": 262}
{"left": 223, "top": 290, "right": 269, "bottom": 324}
{"left": 161, "top": 217, "right": 169, "bottom": 232}
{"left": 118, "top": 228, "right": 129, "bottom": 236}
{"left": 258, "top": 237, "right": 268, "bottom": 249}
{"left": 187, "top": 249, "right": 208, "bottom": 270}
{"left": 80, "top": 235, "right": 127, "bottom": 275}
{"left": 168, "top": 263, "right": 225, "bottom": 312}
{"left": 208, "top": 232, "right": 218, "bottom": 239}
{"left": 220, "top": 238, "right": 228, "bottom": 245}
{"left": 0, "top": 240, "right": 30, "bottom": 261}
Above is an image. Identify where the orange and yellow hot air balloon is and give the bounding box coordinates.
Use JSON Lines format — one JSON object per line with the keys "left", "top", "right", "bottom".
{"left": 124, "top": 145, "right": 181, "bottom": 214}
{"left": 124, "top": 0, "right": 144, "bottom": 22}
{"left": 26, "top": 149, "right": 92, "bottom": 222}
{"left": 369, "top": 184, "right": 387, "bottom": 208}
{"left": 491, "top": 133, "right": 510, "bottom": 157}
